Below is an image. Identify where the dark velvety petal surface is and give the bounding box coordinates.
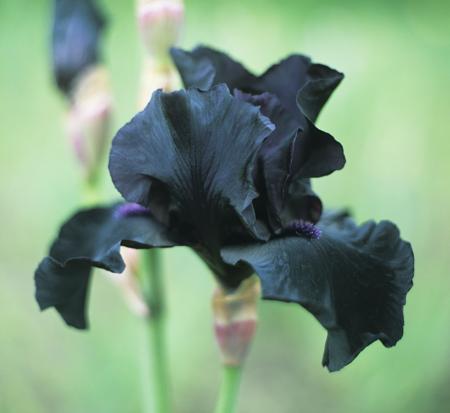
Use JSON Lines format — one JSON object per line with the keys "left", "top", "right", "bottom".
{"left": 260, "top": 56, "right": 344, "bottom": 121}
{"left": 257, "top": 55, "right": 312, "bottom": 118}
{"left": 109, "top": 85, "right": 274, "bottom": 245}
{"left": 172, "top": 46, "right": 343, "bottom": 122}
{"left": 266, "top": 120, "right": 344, "bottom": 229}
{"left": 170, "top": 48, "right": 216, "bottom": 90}
{"left": 279, "top": 178, "right": 323, "bottom": 226}
{"left": 171, "top": 46, "right": 256, "bottom": 91}
{"left": 35, "top": 258, "right": 91, "bottom": 329}
{"left": 296, "top": 64, "right": 344, "bottom": 122}
{"left": 52, "top": 0, "right": 105, "bottom": 94}
{"left": 221, "top": 213, "right": 414, "bottom": 371}
{"left": 233, "top": 90, "right": 297, "bottom": 226}
{"left": 35, "top": 203, "right": 177, "bottom": 329}
{"left": 233, "top": 90, "right": 343, "bottom": 229}
{"left": 289, "top": 118, "right": 345, "bottom": 180}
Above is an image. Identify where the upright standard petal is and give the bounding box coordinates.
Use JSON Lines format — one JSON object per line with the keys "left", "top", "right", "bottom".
{"left": 221, "top": 213, "right": 414, "bottom": 371}
{"left": 171, "top": 46, "right": 343, "bottom": 121}
{"left": 35, "top": 203, "right": 177, "bottom": 328}
{"left": 171, "top": 46, "right": 256, "bottom": 91}
{"left": 109, "top": 85, "right": 275, "bottom": 248}
{"left": 52, "top": 0, "right": 106, "bottom": 95}
{"left": 234, "top": 90, "right": 344, "bottom": 229}
{"left": 260, "top": 56, "right": 344, "bottom": 121}
{"left": 169, "top": 48, "right": 217, "bottom": 90}
{"left": 295, "top": 64, "right": 344, "bottom": 122}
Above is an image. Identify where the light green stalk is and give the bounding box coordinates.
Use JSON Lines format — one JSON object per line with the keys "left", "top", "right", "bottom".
{"left": 140, "top": 249, "right": 171, "bottom": 413}
{"left": 214, "top": 366, "right": 243, "bottom": 413}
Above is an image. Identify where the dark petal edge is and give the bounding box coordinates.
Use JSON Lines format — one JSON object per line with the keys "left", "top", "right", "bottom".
{"left": 171, "top": 46, "right": 255, "bottom": 91}
{"left": 221, "top": 212, "right": 414, "bottom": 371}
{"left": 109, "top": 85, "right": 275, "bottom": 242}
{"left": 35, "top": 203, "right": 177, "bottom": 329}
{"left": 296, "top": 64, "right": 344, "bottom": 122}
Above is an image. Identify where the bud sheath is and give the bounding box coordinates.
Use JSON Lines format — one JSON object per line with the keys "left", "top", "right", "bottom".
{"left": 112, "top": 247, "right": 150, "bottom": 318}
{"left": 212, "top": 277, "right": 260, "bottom": 366}
{"left": 66, "top": 65, "right": 112, "bottom": 183}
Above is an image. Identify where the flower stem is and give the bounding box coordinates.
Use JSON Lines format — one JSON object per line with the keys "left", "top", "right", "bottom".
{"left": 141, "top": 249, "right": 171, "bottom": 413}
{"left": 214, "top": 365, "right": 243, "bottom": 413}
{"left": 81, "top": 178, "right": 101, "bottom": 206}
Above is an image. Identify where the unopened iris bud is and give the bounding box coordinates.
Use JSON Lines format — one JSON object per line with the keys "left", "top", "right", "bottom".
{"left": 212, "top": 277, "right": 260, "bottom": 366}
{"left": 66, "top": 65, "right": 112, "bottom": 183}
{"left": 52, "top": 0, "right": 106, "bottom": 96}
{"left": 111, "top": 247, "right": 150, "bottom": 318}
{"left": 136, "top": 0, "right": 184, "bottom": 61}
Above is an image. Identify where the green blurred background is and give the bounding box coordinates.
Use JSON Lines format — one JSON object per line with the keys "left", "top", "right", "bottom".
{"left": 1, "top": 0, "right": 449, "bottom": 412}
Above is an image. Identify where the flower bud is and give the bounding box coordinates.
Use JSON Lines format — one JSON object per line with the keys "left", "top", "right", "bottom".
{"left": 52, "top": 0, "right": 106, "bottom": 96}
{"left": 111, "top": 247, "right": 150, "bottom": 318}
{"left": 212, "top": 276, "right": 260, "bottom": 366}
{"left": 66, "top": 65, "right": 112, "bottom": 183}
{"left": 136, "top": 0, "right": 184, "bottom": 61}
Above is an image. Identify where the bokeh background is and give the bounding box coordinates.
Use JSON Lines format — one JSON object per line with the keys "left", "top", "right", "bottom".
{"left": 1, "top": 0, "right": 449, "bottom": 412}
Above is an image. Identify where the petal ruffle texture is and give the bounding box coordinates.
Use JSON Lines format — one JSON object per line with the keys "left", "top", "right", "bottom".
{"left": 221, "top": 212, "right": 414, "bottom": 371}
{"left": 52, "top": 0, "right": 106, "bottom": 95}
{"left": 171, "top": 47, "right": 345, "bottom": 230}
{"left": 171, "top": 47, "right": 254, "bottom": 92}
{"left": 35, "top": 203, "right": 177, "bottom": 329}
{"left": 109, "top": 84, "right": 275, "bottom": 246}
{"left": 234, "top": 90, "right": 344, "bottom": 229}
{"left": 171, "top": 45, "right": 344, "bottom": 121}
{"left": 261, "top": 55, "right": 343, "bottom": 122}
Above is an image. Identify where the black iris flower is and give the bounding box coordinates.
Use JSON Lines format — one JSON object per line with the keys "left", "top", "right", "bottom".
{"left": 36, "top": 46, "right": 414, "bottom": 371}
{"left": 52, "top": 0, "right": 105, "bottom": 95}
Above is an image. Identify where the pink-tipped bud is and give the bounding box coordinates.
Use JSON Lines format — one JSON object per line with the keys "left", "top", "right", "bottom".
{"left": 66, "top": 65, "right": 112, "bottom": 183}
{"left": 212, "top": 277, "right": 260, "bottom": 366}
{"left": 136, "top": 0, "right": 184, "bottom": 60}
{"left": 111, "top": 247, "right": 150, "bottom": 318}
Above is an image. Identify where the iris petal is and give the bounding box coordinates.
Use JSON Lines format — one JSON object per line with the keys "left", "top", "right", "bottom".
{"left": 221, "top": 211, "right": 414, "bottom": 371}
{"left": 296, "top": 64, "right": 344, "bottom": 122}
{"left": 234, "top": 90, "right": 343, "bottom": 228}
{"left": 109, "top": 85, "right": 275, "bottom": 246}
{"left": 171, "top": 47, "right": 345, "bottom": 229}
{"left": 35, "top": 203, "right": 177, "bottom": 329}
{"left": 169, "top": 48, "right": 216, "bottom": 90}
{"left": 171, "top": 46, "right": 255, "bottom": 91}
{"left": 289, "top": 118, "right": 345, "bottom": 180}
{"left": 260, "top": 56, "right": 344, "bottom": 121}
{"left": 171, "top": 46, "right": 343, "bottom": 121}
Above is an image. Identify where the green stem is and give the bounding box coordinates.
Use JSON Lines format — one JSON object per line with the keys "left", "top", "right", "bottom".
{"left": 81, "top": 178, "right": 101, "bottom": 206}
{"left": 141, "top": 249, "right": 171, "bottom": 413}
{"left": 214, "top": 366, "right": 243, "bottom": 413}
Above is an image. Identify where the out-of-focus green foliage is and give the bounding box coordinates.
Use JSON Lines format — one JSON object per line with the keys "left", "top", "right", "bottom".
{"left": 0, "top": 0, "right": 449, "bottom": 412}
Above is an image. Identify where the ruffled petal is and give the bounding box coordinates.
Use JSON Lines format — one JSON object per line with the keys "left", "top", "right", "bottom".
{"left": 260, "top": 56, "right": 343, "bottom": 121}
{"left": 171, "top": 46, "right": 255, "bottom": 91}
{"left": 289, "top": 117, "right": 345, "bottom": 180}
{"left": 35, "top": 203, "right": 177, "bottom": 329}
{"left": 221, "top": 212, "right": 414, "bottom": 371}
{"left": 169, "top": 47, "right": 216, "bottom": 90}
{"left": 109, "top": 85, "right": 274, "bottom": 246}
{"left": 171, "top": 46, "right": 343, "bottom": 121}
{"left": 234, "top": 90, "right": 343, "bottom": 229}
{"left": 296, "top": 64, "right": 344, "bottom": 122}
